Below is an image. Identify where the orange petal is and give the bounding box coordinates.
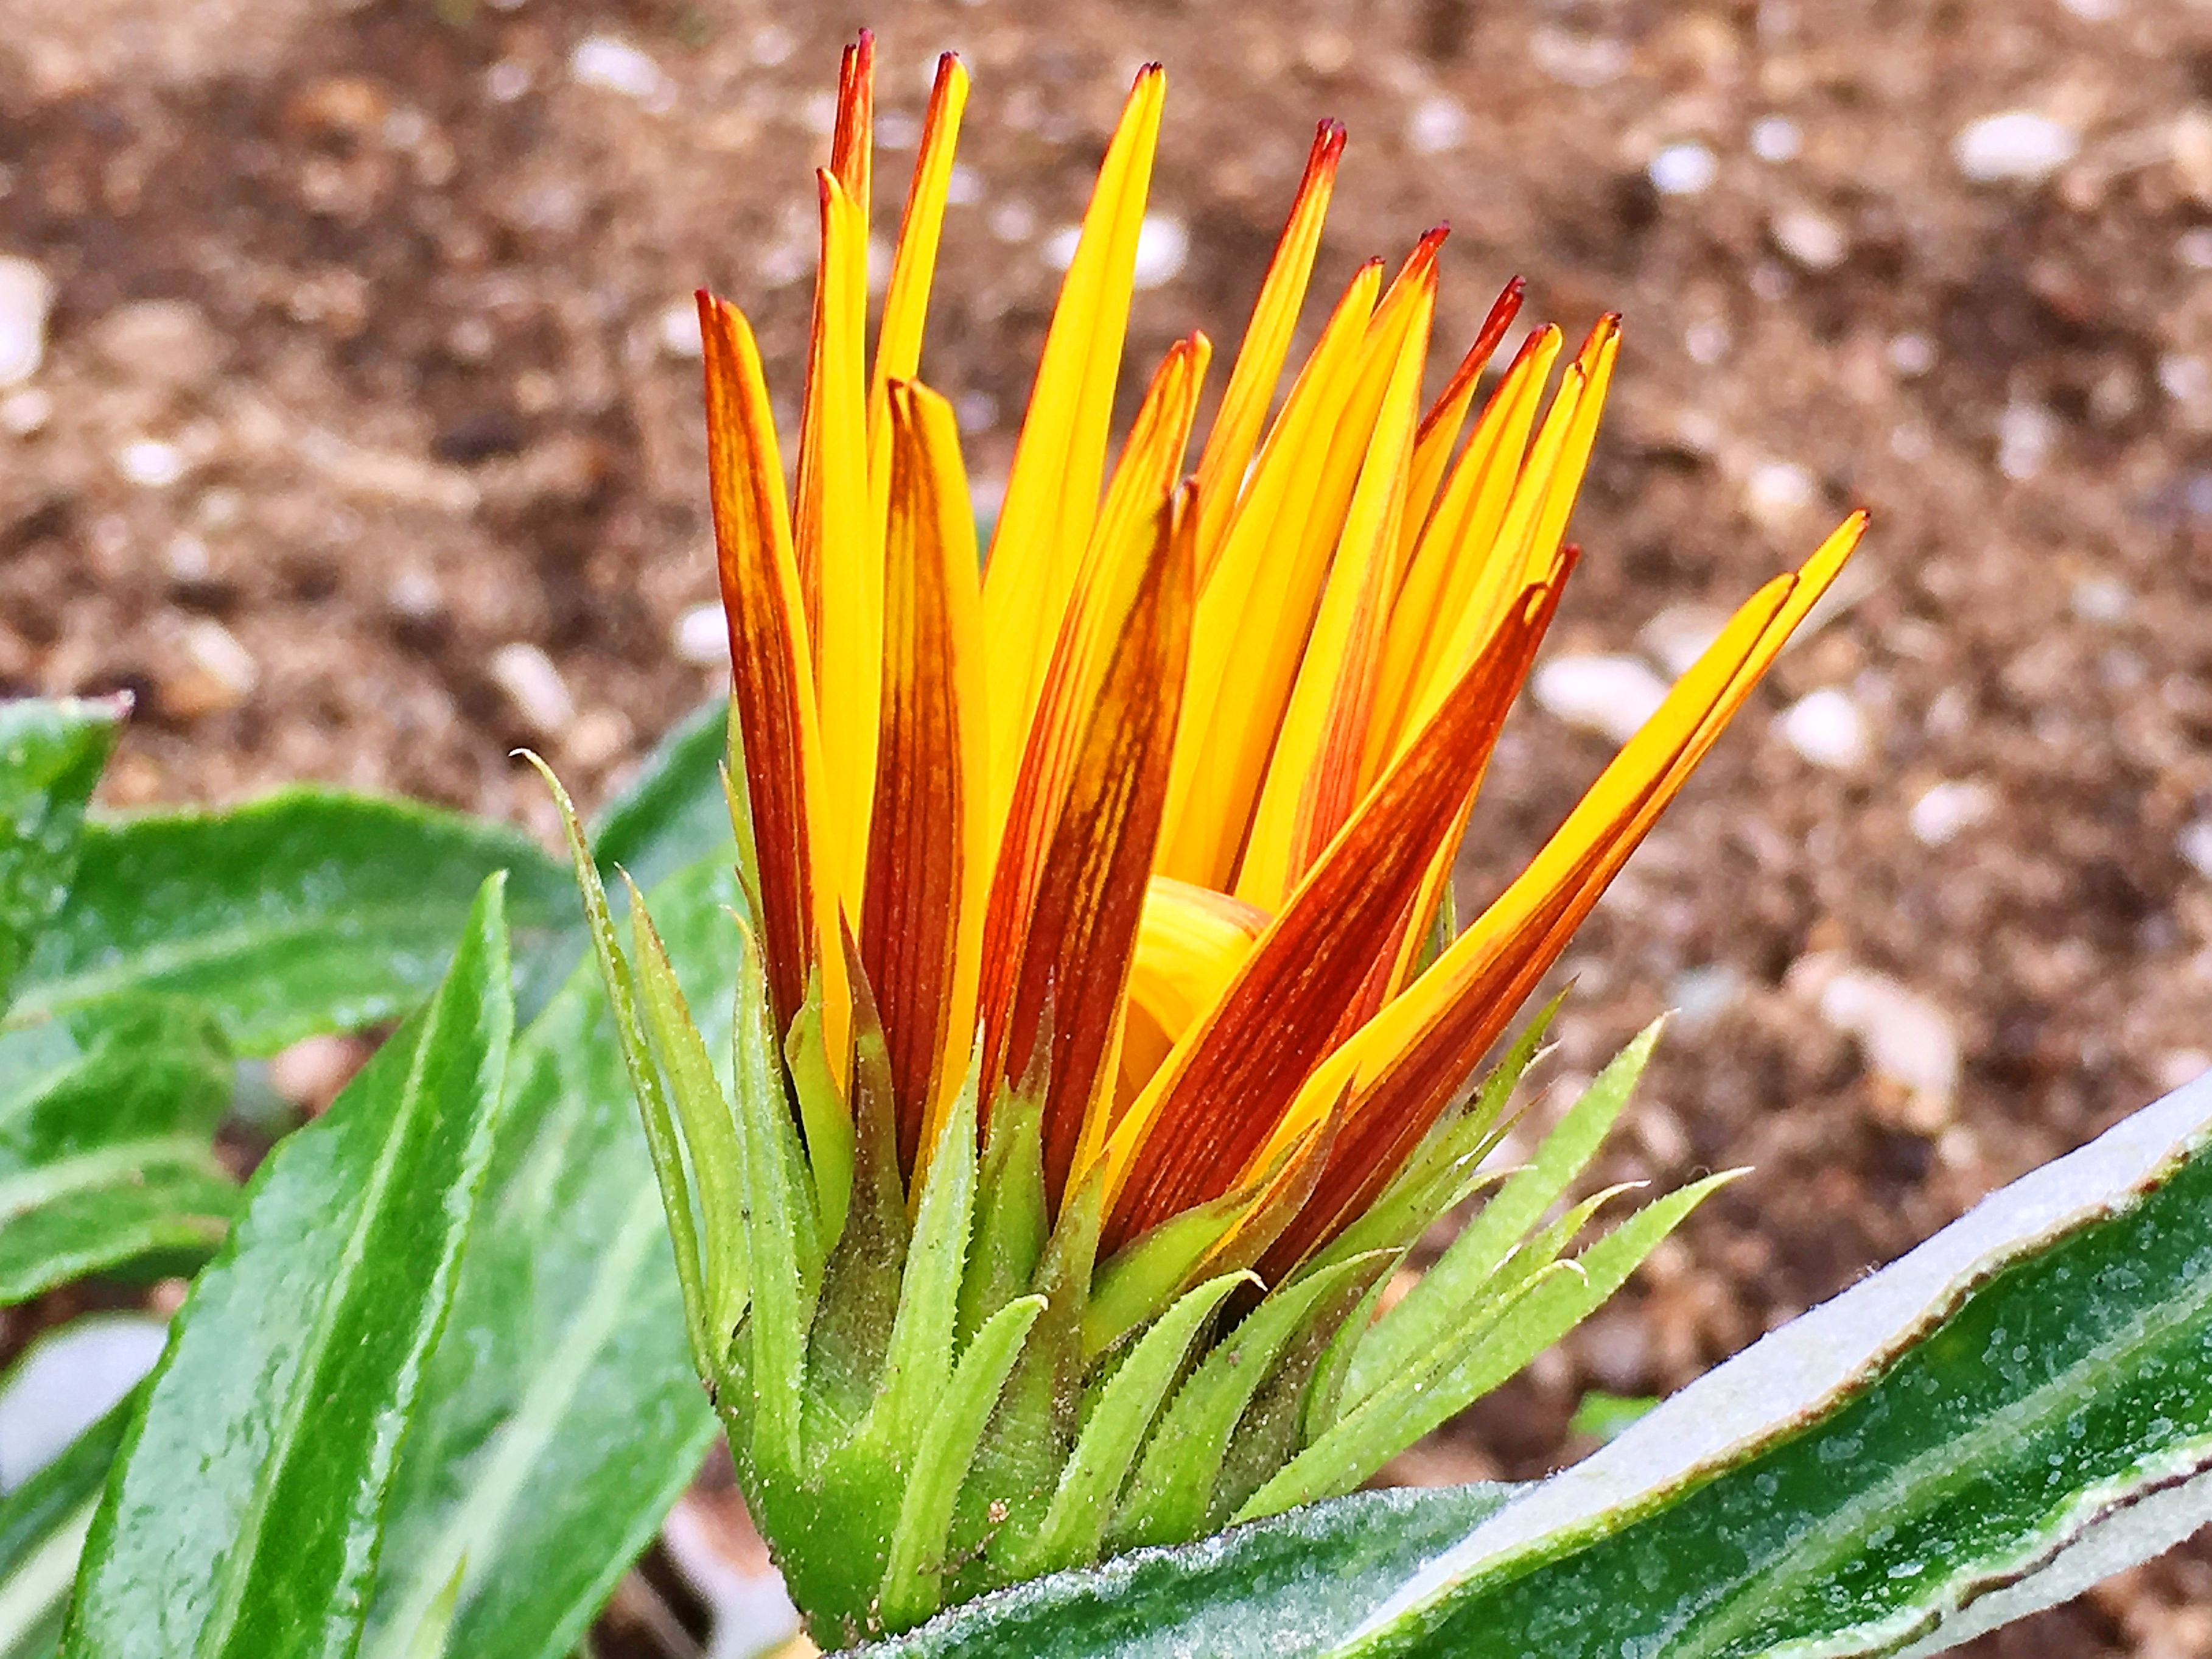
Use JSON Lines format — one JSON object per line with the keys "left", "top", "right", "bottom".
{"left": 1189, "top": 120, "right": 1346, "bottom": 582}
{"left": 1234, "top": 240, "right": 1441, "bottom": 908}
{"left": 1262, "top": 514, "right": 1867, "bottom": 1261}
{"left": 1152, "top": 257, "right": 1387, "bottom": 892}
{"left": 1397, "top": 278, "right": 1525, "bottom": 567}
{"left": 1100, "top": 568, "right": 1569, "bottom": 1252}
{"left": 863, "top": 382, "right": 986, "bottom": 1173}
{"left": 697, "top": 292, "right": 839, "bottom": 1042}
{"left": 829, "top": 32, "right": 874, "bottom": 220}
{"left": 1366, "top": 321, "right": 1564, "bottom": 780}
{"left": 873, "top": 53, "right": 969, "bottom": 395}
{"left": 982, "top": 488, "right": 1198, "bottom": 1209}
{"left": 980, "top": 65, "right": 1167, "bottom": 837}
{"left": 980, "top": 337, "right": 1209, "bottom": 1043}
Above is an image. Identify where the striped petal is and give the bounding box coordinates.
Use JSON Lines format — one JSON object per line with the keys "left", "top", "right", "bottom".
{"left": 1233, "top": 237, "right": 1442, "bottom": 908}
{"left": 982, "top": 488, "right": 1198, "bottom": 1209}
{"left": 1256, "top": 512, "right": 1867, "bottom": 1268}
{"left": 980, "top": 65, "right": 1167, "bottom": 835}
{"left": 698, "top": 292, "right": 839, "bottom": 1042}
{"left": 1189, "top": 120, "right": 1346, "bottom": 581}
{"left": 1100, "top": 568, "right": 1569, "bottom": 1252}
{"left": 864, "top": 382, "right": 987, "bottom": 1173}
{"left": 1396, "top": 278, "right": 1526, "bottom": 568}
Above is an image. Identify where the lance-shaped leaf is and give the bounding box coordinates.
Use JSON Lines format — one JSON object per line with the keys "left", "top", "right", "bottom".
{"left": 0, "top": 696, "right": 122, "bottom": 1011}
{"left": 868, "top": 1484, "right": 1514, "bottom": 1659}
{"left": 0, "top": 997, "right": 236, "bottom": 1305}
{"left": 871, "top": 1068, "right": 2212, "bottom": 1658}
{"left": 358, "top": 857, "right": 744, "bottom": 1659}
{"left": 1111, "top": 1254, "right": 1380, "bottom": 1551}
{"left": 10, "top": 790, "right": 569, "bottom": 1053}
{"left": 62, "top": 875, "right": 513, "bottom": 1659}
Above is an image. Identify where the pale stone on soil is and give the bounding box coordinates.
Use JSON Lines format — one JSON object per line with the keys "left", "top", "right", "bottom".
{"left": 1532, "top": 653, "right": 1669, "bottom": 746}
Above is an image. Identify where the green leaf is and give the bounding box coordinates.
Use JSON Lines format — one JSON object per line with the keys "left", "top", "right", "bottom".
{"left": 359, "top": 857, "right": 744, "bottom": 1659}
{"left": 0, "top": 1378, "right": 139, "bottom": 1658}
{"left": 61, "top": 876, "right": 514, "bottom": 1659}
{"left": 11, "top": 790, "right": 570, "bottom": 1054}
{"left": 0, "top": 998, "right": 237, "bottom": 1303}
{"left": 0, "top": 697, "right": 122, "bottom": 1011}
{"left": 867, "top": 1484, "right": 1513, "bottom": 1659}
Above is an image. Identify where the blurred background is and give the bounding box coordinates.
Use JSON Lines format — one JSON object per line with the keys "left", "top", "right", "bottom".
{"left": 5, "top": 0, "right": 2211, "bottom": 1651}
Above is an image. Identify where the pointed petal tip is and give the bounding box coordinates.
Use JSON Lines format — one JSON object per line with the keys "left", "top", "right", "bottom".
{"left": 1315, "top": 117, "right": 1349, "bottom": 158}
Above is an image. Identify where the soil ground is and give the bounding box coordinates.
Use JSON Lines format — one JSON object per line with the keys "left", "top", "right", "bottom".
{"left": 7, "top": 0, "right": 2212, "bottom": 1650}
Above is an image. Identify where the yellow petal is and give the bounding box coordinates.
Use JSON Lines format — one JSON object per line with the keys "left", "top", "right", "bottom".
{"left": 1119, "top": 877, "right": 1271, "bottom": 1109}
{"left": 1152, "top": 257, "right": 1385, "bottom": 892}
{"left": 1234, "top": 242, "right": 1439, "bottom": 908}
{"left": 980, "top": 66, "right": 1167, "bottom": 838}
{"left": 1189, "top": 121, "right": 1345, "bottom": 581}
{"left": 795, "top": 170, "right": 880, "bottom": 949}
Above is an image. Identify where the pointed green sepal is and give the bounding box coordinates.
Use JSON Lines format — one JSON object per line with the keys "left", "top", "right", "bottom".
{"left": 1015, "top": 1271, "right": 1252, "bottom": 1577}
{"left": 523, "top": 752, "right": 712, "bottom": 1380}
{"left": 785, "top": 974, "right": 856, "bottom": 1253}
{"left": 1113, "top": 1253, "right": 1384, "bottom": 1551}
{"left": 878, "top": 1292, "right": 1048, "bottom": 1633}
{"left": 959, "top": 1079, "right": 1047, "bottom": 1350}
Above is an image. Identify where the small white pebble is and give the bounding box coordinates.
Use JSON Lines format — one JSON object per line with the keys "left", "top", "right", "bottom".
{"left": 876, "top": 108, "right": 920, "bottom": 151}
{"left": 1671, "top": 963, "right": 1745, "bottom": 1028}
{"left": 657, "top": 299, "right": 702, "bottom": 359}
{"left": 750, "top": 24, "right": 796, "bottom": 67}
{"left": 955, "top": 390, "right": 997, "bottom": 433}
{"left": 1743, "top": 460, "right": 1816, "bottom": 534}
{"left": 1040, "top": 224, "right": 1082, "bottom": 270}
{"left": 2070, "top": 577, "right": 2131, "bottom": 623}
{"left": 1887, "top": 332, "right": 1937, "bottom": 377}
{"left": 1749, "top": 115, "right": 1801, "bottom": 162}
{"left": 1771, "top": 206, "right": 1848, "bottom": 271}
{"left": 485, "top": 60, "right": 532, "bottom": 103}
{"left": 165, "top": 532, "right": 210, "bottom": 581}
{"left": 117, "top": 438, "right": 187, "bottom": 488}
{"left": 674, "top": 602, "right": 726, "bottom": 665}
{"left": 0, "top": 386, "right": 52, "bottom": 435}
{"left": 1953, "top": 111, "right": 2079, "bottom": 184}
{"left": 989, "top": 200, "right": 1037, "bottom": 244}
{"left": 1997, "top": 400, "right": 2057, "bottom": 481}
{"left": 1779, "top": 687, "right": 1867, "bottom": 770}
{"left": 1815, "top": 966, "right": 1961, "bottom": 1115}
{"left": 0, "top": 255, "right": 52, "bottom": 388}
{"left": 1532, "top": 654, "right": 1670, "bottom": 746}
{"left": 1406, "top": 94, "right": 1469, "bottom": 156}
{"left": 1131, "top": 214, "right": 1188, "bottom": 289}
{"left": 2160, "top": 354, "right": 2209, "bottom": 404}
{"left": 1684, "top": 319, "right": 1729, "bottom": 365}
{"left": 0, "top": 256, "right": 50, "bottom": 389}
{"left": 1910, "top": 779, "right": 1996, "bottom": 846}
{"left": 2058, "top": 0, "right": 2121, "bottom": 18}
{"left": 2180, "top": 818, "right": 2212, "bottom": 880}
{"left": 1649, "top": 141, "right": 1717, "bottom": 197}
{"left": 797, "top": 90, "right": 839, "bottom": 137}
{"left": 387, "top": 567, "right": 442, "bottom": 619}
{"left": 1527, "top": 26, "right": 1628, "bottom": 88}
{"left": 2180, "top": 227, "right": 2212, "bottom": 271}
{"left": 570, "top": 35, "right": 674, "bottom": 113}
{"left": 492, "top": 642, "right": 576, "bottom": 734}
{"left": 183, "top": 618, "right": 259, "bottom": 698}
{"left": 945, "top": 164, "right": 983, "bottom": 206}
